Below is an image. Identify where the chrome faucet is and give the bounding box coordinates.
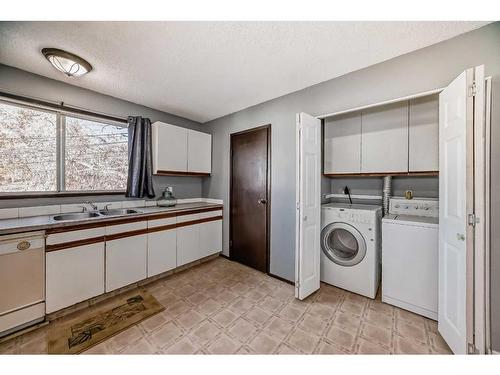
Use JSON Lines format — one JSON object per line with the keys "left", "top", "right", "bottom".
{"left": 84, "top": 201, "right": 98, "bottom": 211}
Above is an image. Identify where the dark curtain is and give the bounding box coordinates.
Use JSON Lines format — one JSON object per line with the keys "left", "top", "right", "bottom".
{"left": 125, "top": 116, "right": 155, "bottom": 198}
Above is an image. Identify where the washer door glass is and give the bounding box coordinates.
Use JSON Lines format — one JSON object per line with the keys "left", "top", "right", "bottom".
{"left": 321, "top": 222, "right": 367, "bottom": 266}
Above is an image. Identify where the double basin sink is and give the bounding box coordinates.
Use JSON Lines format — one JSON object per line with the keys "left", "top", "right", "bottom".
{"left": 52, "top": 209, "right": 140, "bottom": 222}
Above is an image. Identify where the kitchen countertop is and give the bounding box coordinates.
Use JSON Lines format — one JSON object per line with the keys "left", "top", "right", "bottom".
{"left": 0, "top": 202, "right": 223, "bottom": 236}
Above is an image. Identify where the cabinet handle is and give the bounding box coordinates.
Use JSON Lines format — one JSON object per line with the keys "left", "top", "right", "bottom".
{"left": 17, "top": 240, "right": 31, "bottom": 251}
{"left": 457, "top": 233, "right": 465, "bottom": 241}
{"left": 258, "top": 198, "right": 267, "bottom": 204}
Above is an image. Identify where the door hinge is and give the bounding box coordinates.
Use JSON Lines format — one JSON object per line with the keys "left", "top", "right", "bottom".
{"left": 468, "top": 213, "right": 479, "bottom": 226}
{"left": 296, "top": 202, "right": 300, "bottom": 210}
{"left": 468, "top": 343, "right": 480, "bottom": 354}
{"left": 468, "top": 83, "right": 477, "bottom": 97}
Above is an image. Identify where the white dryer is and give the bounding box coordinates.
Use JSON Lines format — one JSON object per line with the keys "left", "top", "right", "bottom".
{"left": 320, "top": 203, "right": 382, "bottom": 299}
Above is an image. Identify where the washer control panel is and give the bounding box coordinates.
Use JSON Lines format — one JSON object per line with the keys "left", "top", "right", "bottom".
{"left": 323, "top": 207, "right": 376, "bottom": 224}
{"left": 389, "top": 197, "right": 439, "bottom": 217}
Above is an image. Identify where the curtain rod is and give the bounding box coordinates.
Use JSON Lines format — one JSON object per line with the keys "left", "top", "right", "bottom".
{"left": 0, "top": 91, "right": 128, "bottom": 124}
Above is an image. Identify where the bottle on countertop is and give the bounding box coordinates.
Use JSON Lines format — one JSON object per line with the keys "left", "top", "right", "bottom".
{"left": 157, "top": 186, "right": 177, "bottom": 207}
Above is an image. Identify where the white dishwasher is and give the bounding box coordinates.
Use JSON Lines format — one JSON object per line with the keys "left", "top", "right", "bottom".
{"left": 382, "top": 198, "right": 439, "bottom": 320}
{"left": 0, "top": 231, "right": 45, "bottom": 337}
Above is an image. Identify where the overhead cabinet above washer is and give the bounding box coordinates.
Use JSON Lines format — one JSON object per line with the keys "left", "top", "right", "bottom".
{"left": 323, "top": 94, "right": 439, "bottom": 176}
{"left": 361, "top": 101, "right": 408, "bottom": 174}
{"left": 152, "top": 121, "right": 212, "bottom": 176}
{"left": 324, "top": 113, "right": 361, "bottom": 174}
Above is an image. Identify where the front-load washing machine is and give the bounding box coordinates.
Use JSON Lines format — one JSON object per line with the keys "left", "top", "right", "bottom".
{"left": 321, "top": 203, "right": 382, "bottom": 299}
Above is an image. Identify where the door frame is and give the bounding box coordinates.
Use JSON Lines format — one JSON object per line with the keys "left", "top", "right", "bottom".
{"left": 229, "top": 124, "right": 271, "bottom": 274}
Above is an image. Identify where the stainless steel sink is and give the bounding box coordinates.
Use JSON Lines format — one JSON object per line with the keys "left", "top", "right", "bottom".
{"left": 98, "top": 209, "right": 139, "bottom": 216}
{"left": 52, "top": 212, "right": 101, "bottom": 221}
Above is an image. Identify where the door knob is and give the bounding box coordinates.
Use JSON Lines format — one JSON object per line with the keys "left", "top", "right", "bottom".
{"left": 457, "top": 233, "right": 465, "bottom": 241}
{"left": 258, "top": 198, "right": 267, "bottom": 204}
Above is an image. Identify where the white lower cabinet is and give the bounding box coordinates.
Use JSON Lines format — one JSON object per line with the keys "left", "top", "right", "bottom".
{"left": 46, "top": 243, "right": 105, "bottom": 313}
{"left": 200, "top": 220, "right": 222, "bottom": 258}
{"left": 176, "top": 223, "right": 201, "bottom": 267}
{"left": 105, "top": 222, "right": 147, "bottom": 292}
{"left": 44, "top": 208, "right": 223, "bottom": 313}
{"left": 147, "top": 217, "right": 177, "bottom": 277}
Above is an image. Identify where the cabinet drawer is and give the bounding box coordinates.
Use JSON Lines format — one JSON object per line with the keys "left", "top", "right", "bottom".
{"left": 46, "top": 227, "right": 105, "bottom": 245}
{"left": 148, "top": 217, "right": 176, "bottom": 229}
{"left": 105, "top": 221, "right": 147, "bottom": 235}
{"left": 199, "top": 210, "right": 222, "bottom": 220}
{"left": 176, "top": 213, "right": 200, "bottom": 224}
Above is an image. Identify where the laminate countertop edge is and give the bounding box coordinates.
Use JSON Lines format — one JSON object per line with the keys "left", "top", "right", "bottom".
{"left": 0, "top": 202, "right": 223, "bottom": 236}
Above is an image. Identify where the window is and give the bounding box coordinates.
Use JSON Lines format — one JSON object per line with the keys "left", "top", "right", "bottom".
{"left": 0, "top": 100, "right": 128, "bottom": 194}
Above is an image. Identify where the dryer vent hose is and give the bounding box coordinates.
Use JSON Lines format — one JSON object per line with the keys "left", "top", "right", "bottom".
{"left": 382, "top": 176, "right": 392, "bottom": 216}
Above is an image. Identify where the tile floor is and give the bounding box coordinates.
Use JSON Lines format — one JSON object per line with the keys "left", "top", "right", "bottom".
{"left": 0, "top": 256, "right": 451, "bottom": 354}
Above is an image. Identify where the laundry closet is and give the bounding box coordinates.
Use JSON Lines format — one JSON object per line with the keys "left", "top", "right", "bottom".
{"left": 295, "top": 65, "right": 490, "bottom": 354}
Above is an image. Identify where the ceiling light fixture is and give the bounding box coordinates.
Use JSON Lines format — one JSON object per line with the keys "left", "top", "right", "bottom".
{"left": 42, "top": 48, "right": 92, "bottom": 77}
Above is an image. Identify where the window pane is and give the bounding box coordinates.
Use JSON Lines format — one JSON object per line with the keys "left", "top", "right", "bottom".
{"left": 0, "top": 101, "right": 57, "bottom": 192}
{"left": 65, "top": 116, "right": 128, "bottom": 191}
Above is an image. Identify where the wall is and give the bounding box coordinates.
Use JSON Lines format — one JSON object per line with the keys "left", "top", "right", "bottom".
{"left": 202, "top": 22, "right": 500, "bottom": 306}
{"left": 328, "top": 176, "right": 439, "bottom": 200}
{"left": 0, "top": 64, "right": 207, "bottom": 208}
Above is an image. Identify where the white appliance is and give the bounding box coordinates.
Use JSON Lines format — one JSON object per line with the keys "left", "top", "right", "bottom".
{"left": 320, "top": 203, "right": 382, "bottom": 299}
{"left": 382, "top": 197, "right": 439, "bottom": 320}
{"left": 0, "top": 231, "right": 45, "bottom": 337}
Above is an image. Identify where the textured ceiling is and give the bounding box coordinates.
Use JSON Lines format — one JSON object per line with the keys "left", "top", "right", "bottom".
{"left": 0, "top": 21, "right": 489, "bottom": 122}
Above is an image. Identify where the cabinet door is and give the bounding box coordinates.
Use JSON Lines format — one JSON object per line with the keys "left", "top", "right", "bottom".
{"left": 199, "top": 220, "right": 222, "bottom": 258}
{"left": 152, "top": 121, "right": 188, "bottom": 173}
{"left": 176, "top": 213, "right": 201, "bottom": 267}
{"left": 46, "top": 243, "right": 105, "bottom": 313}
{"left": 409, "top": 95, "right": 439, "bottom": 172}
{"left": 105, "top": 222, "right": 147, "bottom": 292}
{"left": 361, "top": 102, "right": 408, "bottom": 173}
{"left": 148, "top": 217, "right": 177, "bottom": 277}
{"left": 324, "top": 113, "right": 361, "bottom": 174}
{"left": 187, "top": 130, "right": 212, "bottom": 174}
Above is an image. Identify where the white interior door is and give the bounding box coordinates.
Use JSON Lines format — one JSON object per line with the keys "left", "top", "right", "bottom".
{"left": 295, "top": 112, "right": 321, "bottom": 300}
{"left": 438, "top": 69, "right": 474, "bottom": 354}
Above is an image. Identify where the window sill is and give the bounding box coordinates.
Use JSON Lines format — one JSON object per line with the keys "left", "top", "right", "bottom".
{"left": 0, "top": 191, "right": 126, "bottom": 200}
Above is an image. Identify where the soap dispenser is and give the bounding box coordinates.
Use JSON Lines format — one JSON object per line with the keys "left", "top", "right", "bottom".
{"left": 157, "top": 186, "right": 177, "bottom": 207}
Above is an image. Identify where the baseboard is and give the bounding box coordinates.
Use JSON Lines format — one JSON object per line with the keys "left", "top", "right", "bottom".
{"left": 219, "top": 253, "right": 230, "bottom": 260}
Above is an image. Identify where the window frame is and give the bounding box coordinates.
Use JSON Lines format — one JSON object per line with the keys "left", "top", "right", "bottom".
{"left": 0, "top": 98, "right": 128, "bottom": 198}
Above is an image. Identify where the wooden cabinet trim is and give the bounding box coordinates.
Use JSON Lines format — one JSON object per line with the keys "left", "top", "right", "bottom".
{"left": 106, "top": 228, "right": 149, "bottom": 241}
{"left": 147, "top": 223, "right": 177, "bottom": 234}
{"left": 176, "top": 215, "right": 223, "bottom": 229}
{"left": 175, "top": 206, "right": 222, "bottom": 216}
{"left": 46, "top": 236, "right": 105, "bottom": 252}
{"left": 155, "top": 170, "right": 210, "bottom": 177}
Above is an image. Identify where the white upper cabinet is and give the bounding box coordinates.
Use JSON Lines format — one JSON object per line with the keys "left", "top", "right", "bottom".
{"left": 361, "top": 101, "right": 409, "bottom": 173}
{"left": 152, "top": 122, "right": 188, "bottom": 173}
{"left": 187, "top": 129, "right": 212, "bottom": 174}
{"left": 409, "top": 95, "right": 439, "bottom": 172}
{"left": 324, "top": 113, "right": 361, "bottom": 174}
{"left": 152, "top": 122, "right": 211, "bottom": 175}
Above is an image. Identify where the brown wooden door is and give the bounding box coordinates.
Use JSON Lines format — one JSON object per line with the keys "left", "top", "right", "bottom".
{"left": 230, "top": 125, "right": 270, "bottom": 273}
